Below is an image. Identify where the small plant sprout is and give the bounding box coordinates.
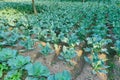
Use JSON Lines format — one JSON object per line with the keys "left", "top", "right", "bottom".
{"left": 59, "top": 46, "right": 76, "bottom": 62}
{"left": 39, "top": 42, "right": 54, "bottom": 56}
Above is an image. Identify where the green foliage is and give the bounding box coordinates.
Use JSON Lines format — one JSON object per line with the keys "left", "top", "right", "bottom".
{"left": 25, "top": 62, "right": 50, "bottom": 78}
{"left": 48, "top": 70, "right": 71, "bottom": 80}
{"left": 39, "top": 43, "right": 53, "bottom": 56}
{"left": 0, "top": 31, "right": 20, "bottom": 46}
{"left": 68, "top": 33, "right": 80, "bottom": 46}
{"left": 113, "top": 40, "right": 120, "bottom": 56}
{"left": 7, "top": 55, "right": 30, "bottom": 70}
{"left": 4, "top": 70, "right": 22, "bottom": 80}
{"left": 113, "top": 27, "right": 120, "bottom": 39}
{"left": 0, "top": 48, "right": 17, "bottom": 62}
{"left": 0, "top": 63, "right": 8, "bottom": 78}
{"left": 84, "top": 36, "right": 112, "bottom": 74}
{"left": 91, "top": 24, "right": 108, "bottom": 38}
{"left": 86, "top": 36, "right": 112, "bottom": 54}
{"left": 0, "top": 48, "right": 51, "bottom": 79}
{"left": 84, "top": 53, "right": 109, "bottom": 74}
{"left": 0, "top": 0, "right": 120, "bottom": 79}
{"left": 19, "top": 36, "right": 35, "bottom": 50}
{"left": 25, "top": 77, "right": 45, "bottom": 80}
{"left": 59, "top": 46, "right": 76, "bottom": 62}
{"left": 38, "top": 29, "right": 58, "bottom": 43}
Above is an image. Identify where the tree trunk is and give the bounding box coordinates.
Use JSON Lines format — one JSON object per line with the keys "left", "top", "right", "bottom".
{"left": 32, "top": 0, "right": 37, "bottom": 14}
{"left": 83, "top": 0, "right": 85, "bottom": 3}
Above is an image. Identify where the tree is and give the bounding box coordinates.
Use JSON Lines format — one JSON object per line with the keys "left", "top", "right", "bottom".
{"left": 32, "top": 0, "right": 37, "bottom": 14}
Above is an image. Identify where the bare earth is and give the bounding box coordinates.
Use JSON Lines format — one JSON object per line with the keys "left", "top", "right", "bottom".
{"left": 19, "top": 48, "right": 108, "bottom": 80}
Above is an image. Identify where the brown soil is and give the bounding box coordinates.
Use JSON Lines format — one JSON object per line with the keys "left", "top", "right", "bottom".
{"left": 18, "top": 45, "right": 108, "bottom": 80}
{"left": 112, "top": 56, "right": 120, "bottom": 80}
{"left": 19, "top": 48, "right": 85, "bottom": 80}
{"left": 76, "top": 63, "right": 108, "bottom": 80}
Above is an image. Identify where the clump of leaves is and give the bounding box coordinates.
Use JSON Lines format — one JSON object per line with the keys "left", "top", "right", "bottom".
{"left": 0, "top": 31, "right": 20, "bottom": 46}
{"left": 0, "top": 48, "right": 17, "bottom": 62}
{"left": 7, "top": 55, "right": 31, "bottom": 70}
{"left": 68, "top": 33, "right": 80, "bottom": 47}
{"left": 39, "top": 43, "right": 53, "bottom": 56}
{"left": 26, "top": 77, "right": 46, "bottom": 80}
{"left": 0, "top": 63, "right": 8, "bottom": 78}
{"left": 113, "top": 23, "right": 120, "bottom": 39}
{"left": 59, "top": 46, "right": 76, "bottom": 62}
{"left": 19, "top": 36, "right": 34, "bottom": 50}
{"left": 84, "top": 53, "right": 109, "bottom": 74}
{"left": 25, "top": 62, "right": 50, "bottom": 79}
{"left": 84, "top": 36, "right": 111, "bottom": 74}
{"left": 91, "top": 24, "right": 108, "bottom": 38}
{"left": 38, "top": 29, "right": 58, "bottom": 43}
{"left": 76, "top": 27, "right": 87, "bottom": 40}
{"left": 48, "top": 70, "right": 71, "bottom": 80}
{"left": 112, "top": 40, "right": 120, "bottom": 56}
{"left": 85, "top": 36, "right": 112, "bottom": 54}
{"left": 58, "top": 33, "right": 68, "bottom": 44}
{"left": 4, "top": 70, "right": 22, "bottom": 80}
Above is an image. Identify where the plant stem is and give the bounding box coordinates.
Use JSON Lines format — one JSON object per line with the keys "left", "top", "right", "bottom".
{"left": 32, "top": 0, "right": 37, "bottom": 14}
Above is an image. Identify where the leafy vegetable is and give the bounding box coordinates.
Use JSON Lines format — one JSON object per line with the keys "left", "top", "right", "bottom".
{"left": 39, "top": 43, "right": 53, "bottom": 56}
{"left": 84, "top": 53, "right": 109, "bottom": 74}
{"left": 7, "top": 55, "right": 30, "bottom": 70}
{"left": 0, "top": 0, "right": 120, "bottom": 78}
{"left": 0, "top": 31, "right": 20, "bottom": 46}
{"left": 0, "top": 48, "right": 17, "bottom": 62}
{"left": 25, "top": 77, "right": 46, "bottom": 80}
{"left": 4, "top": 70, "right": 22, "bottom": 80}
{"left": 86, "top": 36, "right": 112, "bottom": 54}
{"left": 67, "top": 33, "right": 80, "bottom": 47}
{"left": 25, "top": 77, "right": 39, "bottom": 80}
{"left": 59, "top": 46, "right": 76, "bottom": 62}
{"left": 113, "top": 40, "right": 120, "bottom": 56}
{"left": 48, "top": 70, "right": 71, "bottom": 80}
{"left": 19, "top": 36, "right": 34, "bottom": 50}
{"left": 25, "top": 62, "right": 50, "bottom": 78}
{"left": 0, "top": 63, "right": 8, "bottom": 78}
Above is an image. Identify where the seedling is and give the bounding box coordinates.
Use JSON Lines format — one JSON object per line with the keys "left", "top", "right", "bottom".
{"left": 59, "top": 46, "right": 76, "bottom": 62}
{"left": 0, "top": 63, "right": 8, "bottom": 78}
{"left": 19, "top": 36, "right": 34, "bottom": 50}
{"left": 0, "top": 48, "right": 17, "bottom": 62}
{"left": 39, "top": 43, "right": 53, "bottom": 56}
{"left": 7, "top": 55, "right": 31, "bottom": 70}
{"left": 84, "top": 53, "right": 109, "bottom": 74}
{"left": 25, "top": 62, "right": 50, "bottom": 78}
{"left": 4, "top": 70, "right": 22, "bottom": 80}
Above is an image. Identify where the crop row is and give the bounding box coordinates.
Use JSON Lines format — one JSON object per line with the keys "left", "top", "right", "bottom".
{"left": 0, "top": 48, "right": 72, "bottom": 80}
{"left": 0, "top": 0, "right": 120, "bottom": 78}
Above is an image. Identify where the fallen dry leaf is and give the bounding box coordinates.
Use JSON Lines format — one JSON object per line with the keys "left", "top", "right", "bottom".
{"left": 55, "top": 45, "right": 61, "bottom": 56}
{"left": 70, "top": 59, "right": 77, "bottom": 65}
{"left": 76, "top": 50, "right": 83, "bottom": 57}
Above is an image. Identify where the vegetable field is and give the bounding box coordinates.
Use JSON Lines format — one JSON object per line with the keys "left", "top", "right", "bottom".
{"left": 0, "top": 0, "right": 120, "bottom": 80}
